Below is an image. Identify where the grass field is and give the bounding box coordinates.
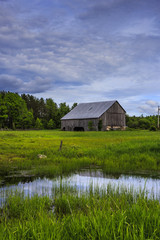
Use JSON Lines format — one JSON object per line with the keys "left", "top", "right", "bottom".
{"left": 0, "top": 130, "right": 160, "bottom": 239}
{"left": 0, "top": 130, "right": 160, "bottom": 179}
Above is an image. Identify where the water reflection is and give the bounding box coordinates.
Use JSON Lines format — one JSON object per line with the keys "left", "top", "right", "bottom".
{"left": 0, "top": 170, "right": 160, "bottom": 206}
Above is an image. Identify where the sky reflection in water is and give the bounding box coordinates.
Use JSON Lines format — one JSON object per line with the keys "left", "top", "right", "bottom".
{"left": 0, "top": 170, "right": 160, "bottom": 206}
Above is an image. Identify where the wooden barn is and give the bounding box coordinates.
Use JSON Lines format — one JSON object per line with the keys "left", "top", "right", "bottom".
{"left": 61, "top": 100, "right": 126, "bottom": 131}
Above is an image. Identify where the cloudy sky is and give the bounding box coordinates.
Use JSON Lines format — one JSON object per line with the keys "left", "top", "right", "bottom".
{"left": 0, "top": 0, "right": 160, "bottom": 115}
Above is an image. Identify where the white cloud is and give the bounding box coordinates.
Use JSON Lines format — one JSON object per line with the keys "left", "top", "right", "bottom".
{"left": 0, "top": 0, "right": 160, "bottom": 115}
{"left": 146, "top": 100, "right": 158, "bottom": 107}
{"left": 121, "top": 18, "right": 160, "bottom": 37}
{"left": 138, "top": 101, "right": 159, "bottom": 115}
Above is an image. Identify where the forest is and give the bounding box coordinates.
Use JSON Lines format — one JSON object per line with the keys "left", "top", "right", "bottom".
{"left": 0, "top": 91, "right": 158, "bottom": 130}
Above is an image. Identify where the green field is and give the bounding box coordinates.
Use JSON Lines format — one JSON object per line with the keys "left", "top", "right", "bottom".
{"left": 0, "top": 130, "right": 160, "bottom": 179}
{"left": 0, "top": 130, "right": 160, "bottom": 239}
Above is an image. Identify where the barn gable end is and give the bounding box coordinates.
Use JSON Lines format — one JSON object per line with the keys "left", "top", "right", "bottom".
{"left": 100, "top": 101, "right": 126, "bottom": 130}
{"left": 61, "top": 100, "right": 126, "bottom": 131}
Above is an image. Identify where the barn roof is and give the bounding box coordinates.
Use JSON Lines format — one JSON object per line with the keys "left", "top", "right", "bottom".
{"left": 61, "top": 100, "right": 122, "bottom": 120}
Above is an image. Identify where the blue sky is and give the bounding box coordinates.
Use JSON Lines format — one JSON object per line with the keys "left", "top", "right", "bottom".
{"left": 0, "top": 0, "right": 160, "bottom": 115}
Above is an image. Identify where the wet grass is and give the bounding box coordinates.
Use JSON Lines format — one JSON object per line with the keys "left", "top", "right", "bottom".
{"left": 0, "top": 130, "right": 160, "bottom": 181}
{"left": 0, "top": 184, "right": 160, "bottom": 239}
{"left": 1, "top": 130, "right": 160, "bottom": 239}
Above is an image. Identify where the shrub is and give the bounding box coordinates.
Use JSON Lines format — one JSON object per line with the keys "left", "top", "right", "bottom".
{"left": 35, "top": 118, "right": 43, "bottom": 129}
{"left": 47, "top": 119, "right": 56, "bottom": 129}
{"left": 150, "top": 126, "right": 157, "bottom": 131}
{"left": 88, "top": 121, "right": 93, "bottom": 131}
{"left": 98, "top": 120, "right": 102, "bottom": 131}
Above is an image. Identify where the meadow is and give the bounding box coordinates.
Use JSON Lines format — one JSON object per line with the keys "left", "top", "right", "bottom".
{"left": 0, "top": 130, "right": 160, "bottom": 239}
{"left": 0, "top": 130, "right": 160, "bottom": 180}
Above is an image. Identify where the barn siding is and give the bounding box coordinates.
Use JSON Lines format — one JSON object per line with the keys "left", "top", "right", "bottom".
{"left": 100, "top": 102, "right": 126, "bottom": 130}
{"left": 107, "top": 102, "right": 125, "bottom": 114}
{"left": 61, "top": 118, "right": 99, "bottom": 131}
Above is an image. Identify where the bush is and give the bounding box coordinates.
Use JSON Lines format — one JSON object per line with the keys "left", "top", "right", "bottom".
{"left": 88, "top": 121, "right": 93, "bottom": 131}
{"left": 35, "top": 118, "right": 43, "bottom": 129}
{"left": 98, "top": 120, "right": 102, "bottom": 131}
{"left": 47, "top": 119, "right": 56, "bottom": 129}
{"left": 150, "top": 126, "right": 157, "bottom": 131}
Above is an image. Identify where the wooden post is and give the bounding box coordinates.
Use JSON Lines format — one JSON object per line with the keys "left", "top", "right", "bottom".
{"left": 59, "top": 140, "right": 63, "bottom": 151}
{"left": 158, "top": 106, "right": 160, "bottom": 129}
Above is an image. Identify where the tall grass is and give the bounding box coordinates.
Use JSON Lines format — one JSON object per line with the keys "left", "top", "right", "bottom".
{"left": 0, "top": 130, "right": 160, "bottom": 180}
{"left": 0, "top": 184, "right": 160, "bottom": 239}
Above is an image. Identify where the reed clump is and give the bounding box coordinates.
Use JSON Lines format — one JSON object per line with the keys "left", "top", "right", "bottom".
{"left": 0, "top": 185, "right": 160, "bottom": 240}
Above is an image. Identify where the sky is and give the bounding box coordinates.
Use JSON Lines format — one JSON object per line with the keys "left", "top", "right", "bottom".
{"left": 0, "top": 0, "right": 160, "bottom": 116}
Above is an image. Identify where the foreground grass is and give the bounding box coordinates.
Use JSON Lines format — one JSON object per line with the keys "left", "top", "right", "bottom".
{"left": 0, "top": 130, "right": 160, "bottom": 180}
{"left": 1, "top": 131, "right": 160, "bottom": 239}
{"left": 0, "top": 185, "right": 160, "bottom": 240}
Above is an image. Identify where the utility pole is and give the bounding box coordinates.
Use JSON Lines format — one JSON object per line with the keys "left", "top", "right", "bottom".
{"left": 158, "top": 106, "right": 160, "bottom": 129}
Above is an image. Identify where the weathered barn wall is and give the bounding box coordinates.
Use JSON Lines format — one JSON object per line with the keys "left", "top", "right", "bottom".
{"left": 100, "top": 102, "right": 126, "bottom": 130}
{"left": 61, "top": 118, "right": 99, "bottom": 131}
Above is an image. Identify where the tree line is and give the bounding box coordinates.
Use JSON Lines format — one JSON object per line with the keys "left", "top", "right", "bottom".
{"left": 0, "top": 91, "right": 158, "bottom": 130}
{"left": 126, "top": 114, "right": 158, "bottom": 131}
{"left": 0, "top": 91, "right": 77, "bottom": 129}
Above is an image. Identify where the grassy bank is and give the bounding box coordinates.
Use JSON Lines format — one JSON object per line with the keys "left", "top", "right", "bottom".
{"left": 0, "top": 185, "right": 160, "bottom": 240}
{"left": 0, "top": 130, "right": 160, "bottom": 180}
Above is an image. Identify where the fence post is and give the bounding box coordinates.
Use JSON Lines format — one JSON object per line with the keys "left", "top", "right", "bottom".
{"left": 59, "top": 140, "right": 63, "bottom": 151}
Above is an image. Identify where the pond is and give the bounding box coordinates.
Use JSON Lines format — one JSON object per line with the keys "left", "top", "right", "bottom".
{"left": 0, "top": 169, "right": 160, "bottom": 206}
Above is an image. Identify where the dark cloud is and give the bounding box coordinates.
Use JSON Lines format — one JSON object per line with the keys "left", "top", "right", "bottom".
{"left": 21, "top": 77, "right": 53, "bottom": 94}
{"left": 0, "top": 74, "right": 52, "bottom": 93}
{"left": 0, "top": 75, "right": 23, "bottom": 91}
{"left": 0, "top": 0, "right": 160, "bottom": 114}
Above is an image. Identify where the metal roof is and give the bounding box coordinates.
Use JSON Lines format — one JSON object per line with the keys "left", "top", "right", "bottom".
{"left": 61, "top": 100, "right": 117, "bottom": 120}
